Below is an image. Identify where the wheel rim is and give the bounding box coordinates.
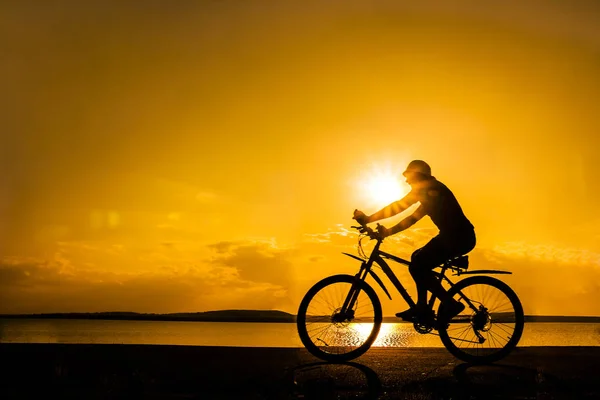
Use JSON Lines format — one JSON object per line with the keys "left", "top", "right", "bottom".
{"left": 302, "top": 281, "right": 378, "bottom": 356}
{"left": 444, "top": 282, "right": 520, "bottom": 358}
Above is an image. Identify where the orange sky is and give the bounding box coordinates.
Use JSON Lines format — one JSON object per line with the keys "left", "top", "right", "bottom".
{"left": 1, "top": 1, "right": 600, "bottom": 316}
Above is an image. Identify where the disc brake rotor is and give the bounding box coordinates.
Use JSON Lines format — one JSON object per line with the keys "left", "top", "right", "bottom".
{"left": 331, "top": 307, "right": 353, "bottom": 327}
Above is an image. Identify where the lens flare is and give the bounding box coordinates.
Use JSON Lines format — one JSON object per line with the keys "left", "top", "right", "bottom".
{"left": 358, "top": 164, "right": 408, "bottom": 208}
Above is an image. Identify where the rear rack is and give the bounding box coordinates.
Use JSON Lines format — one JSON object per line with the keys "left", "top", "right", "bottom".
{"left": 453, "top": 269, "right": 512, "bottom": 276}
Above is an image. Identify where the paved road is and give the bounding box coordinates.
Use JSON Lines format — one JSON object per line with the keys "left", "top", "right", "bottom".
{"left": 1, "top": 344, "right": 599, "bottom": 399}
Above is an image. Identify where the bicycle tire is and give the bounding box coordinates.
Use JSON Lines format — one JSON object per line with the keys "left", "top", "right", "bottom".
{"left": 297, "top": 274, "right": 382, "bottom": 362}
{"left": 438, "top": 275, "right": 525, "bottom": 364}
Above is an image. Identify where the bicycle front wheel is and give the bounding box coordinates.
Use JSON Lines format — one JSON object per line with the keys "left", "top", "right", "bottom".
{"left": 297, "top": 274, "right": 382, "bottom": 362}
{"left": 438, "top": 276, "right": 525, "bottom": 364}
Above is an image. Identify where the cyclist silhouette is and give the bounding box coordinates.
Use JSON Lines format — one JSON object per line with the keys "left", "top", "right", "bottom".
{"left": 353, "top": 160, "right": 475, "bottom": 322}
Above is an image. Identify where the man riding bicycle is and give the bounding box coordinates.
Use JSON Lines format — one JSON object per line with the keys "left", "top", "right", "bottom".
{"left": 353, "top": 160, "right": 475, "bottom": 322}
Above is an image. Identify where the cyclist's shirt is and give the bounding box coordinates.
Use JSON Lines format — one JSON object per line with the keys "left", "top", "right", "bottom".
{"left": 397, "top": 177, "right": 474, "bottom": 234}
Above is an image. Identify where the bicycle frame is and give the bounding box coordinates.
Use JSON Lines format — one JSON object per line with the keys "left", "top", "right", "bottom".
{"left": 340, "top": 237, "right": 417, "bottom": 315}
{"left": 340, "top": 236, "right": 512, "bottom": 317}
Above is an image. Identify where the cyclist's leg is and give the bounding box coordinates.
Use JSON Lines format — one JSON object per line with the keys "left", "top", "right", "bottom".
{"left": 398, "top": 232, "right": 476, "bottom": 320}
{"left": 409, "top": 236, "right": 453, "bottom": 306}
{"left": 426, "top": 232, "right": 476, "bottom": 303}
{"left": 396, "top": 237, "right": 450, "bottom": 320}
{"left": 433, "top": 231, "right": 477, "bottom": 320}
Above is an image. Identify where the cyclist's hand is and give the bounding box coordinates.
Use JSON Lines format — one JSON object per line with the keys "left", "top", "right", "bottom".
{"left": 353, "top": 209, "right": 369, "bottom": 225}
{"left": 376, "top": 224, "right": 391, "bottom": 238}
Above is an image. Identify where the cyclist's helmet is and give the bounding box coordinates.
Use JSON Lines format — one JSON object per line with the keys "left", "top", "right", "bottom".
{"left": 403, "top": 160, "right": 431, "bottom": 177}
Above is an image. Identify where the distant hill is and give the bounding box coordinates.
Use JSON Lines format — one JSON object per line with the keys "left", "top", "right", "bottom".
{"left": 0, "top": 310, "right": 295, "bottom": 323}
{"left": 0, "top": 311, "right": 598, "bottom": 323}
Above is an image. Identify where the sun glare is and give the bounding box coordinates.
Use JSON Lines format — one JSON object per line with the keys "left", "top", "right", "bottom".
{"left": 351, "top": 323, "right": 394, "bottom": 347}
{"left": 359, "top": 166, "right": 406, "bottom": 208}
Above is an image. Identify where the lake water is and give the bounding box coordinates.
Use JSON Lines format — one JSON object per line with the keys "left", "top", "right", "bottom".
{"left": 1, "top": 319, "right": 599, "bottom": 347}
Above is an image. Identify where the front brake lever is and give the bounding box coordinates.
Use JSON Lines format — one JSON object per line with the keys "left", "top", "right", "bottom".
{"left": 351, "top": 225, "right": 368, "bottom": 234}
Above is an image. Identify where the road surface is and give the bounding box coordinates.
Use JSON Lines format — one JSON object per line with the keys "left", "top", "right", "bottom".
{"left": 1, "top": 344, "right": 599, "bottom": 399}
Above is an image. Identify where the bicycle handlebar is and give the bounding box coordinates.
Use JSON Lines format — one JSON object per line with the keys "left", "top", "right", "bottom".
{"left": 351, "top": 224, "right": 384, "bottom": 241}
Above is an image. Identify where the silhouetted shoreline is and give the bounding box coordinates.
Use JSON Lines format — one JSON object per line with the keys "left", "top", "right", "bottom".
{"left": 0, "top": 310, "right": 296, "bottom": 323}
{"left": 1, "top": 310, "right": 599, "bottom": 323}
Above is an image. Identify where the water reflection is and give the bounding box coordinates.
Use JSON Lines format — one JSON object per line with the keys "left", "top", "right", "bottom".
{"left": 307, "top": 323, "right": 446, "bottom": 348}
{"left": 355, "top": 323, "right": 417, "bottom": 347}
{"left": 310, "top": 322, "right": 600, "bottom": 348}
{"left": 373, "top": 323, "right": 447, "bottom": 347}
{"left": 373, "top": 323, "right": 420, "bottom": 347}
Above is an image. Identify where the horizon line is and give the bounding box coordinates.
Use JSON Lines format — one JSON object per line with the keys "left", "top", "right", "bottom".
{"left": 1, "top": 310, "right": 599, "bottom": 319}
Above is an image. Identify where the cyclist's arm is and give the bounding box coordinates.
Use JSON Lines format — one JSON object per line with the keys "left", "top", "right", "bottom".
{"left": 367, "top": 192, "right": 416, "bottom": 222}
{"left": 388, "top": 204, "right": 426, "bottom": 235}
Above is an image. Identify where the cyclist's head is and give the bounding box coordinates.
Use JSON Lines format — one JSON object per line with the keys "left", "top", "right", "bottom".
{"left": 403, "top": 160, "right": 432, "bottom": 184}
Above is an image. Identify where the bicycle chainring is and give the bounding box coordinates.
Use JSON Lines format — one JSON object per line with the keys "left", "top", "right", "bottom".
{"left": 413, "top": 321, "right": 434, "bottom": 334}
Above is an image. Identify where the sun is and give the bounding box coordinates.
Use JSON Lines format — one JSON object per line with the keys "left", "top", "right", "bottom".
{"left": 366, "top": 174, "right": 402, "bottom": 205}
{"left": 358, "top": 166, "right": 406, "bottom": 208}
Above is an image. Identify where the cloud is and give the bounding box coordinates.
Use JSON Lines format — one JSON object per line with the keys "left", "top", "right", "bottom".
{"left": 208, "top": 239, "right": 294, "bottom": 286}
{"left": 0, "top": 252, "right": 292, "bottom": 314}
{"left": 0, "top": 259, "right": 45, "bottom": 287}
{"left": 468, "top": 243, "right": 600, "bottom": 316}
{"left": 0, "top": 254, "right": 76, "bottom": 287}
{"left": 303, "top": 227, "right": 357, "bottom": 244}
{"left": 489, "top": 241, "right": 600, "bottom": 267}
{"left": 208, "top": 241, "right": 238, "bottom": 254}
{"left": 4, "top": 226, "right": 600, "bottom": 317}
{"left": 301, "top": 224, "right": 434, "bottom": 260}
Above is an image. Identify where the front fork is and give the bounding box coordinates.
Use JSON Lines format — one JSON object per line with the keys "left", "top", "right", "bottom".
{"left": 339, "top": 264, "right": 371, "bottom": 320}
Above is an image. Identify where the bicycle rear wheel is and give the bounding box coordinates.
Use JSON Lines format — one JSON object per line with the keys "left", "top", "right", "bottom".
{"left": 438, "top": 276, "right": 524, "bottom": 364}
{"left": 297, "top": 274, "right": 382, "bottom": 362}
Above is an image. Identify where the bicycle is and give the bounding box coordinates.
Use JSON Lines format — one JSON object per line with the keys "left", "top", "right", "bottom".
{"left": 296, "top": 223, "right": 525, "bottom": 364}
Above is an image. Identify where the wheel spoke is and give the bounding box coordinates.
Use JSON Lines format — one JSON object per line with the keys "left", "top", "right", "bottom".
{"left": 493, "top": 322, "right": 515, "bottom": 336}
{"left": 488, "top": 326, "right": 511, "bottom": 343}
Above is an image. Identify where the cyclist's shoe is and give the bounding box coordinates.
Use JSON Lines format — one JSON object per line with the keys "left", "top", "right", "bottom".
{"left": 395, "top": 305, "right": 433, "bottom": 322}
{"left": 441, "top": 299, "right": 465, "bottom": 322}
{"left": 395, "top": 308, "right": 416, "bottom": 321}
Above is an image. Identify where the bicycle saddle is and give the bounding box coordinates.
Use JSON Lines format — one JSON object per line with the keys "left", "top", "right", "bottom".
{"left": 447, "top": 255, "right": 469, "bottom": 269}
